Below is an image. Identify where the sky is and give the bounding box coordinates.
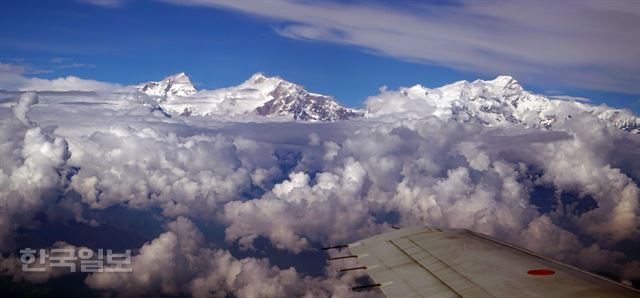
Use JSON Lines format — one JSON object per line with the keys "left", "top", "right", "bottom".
{"left": 1, "top": 0, "right": 639, "bottom": 111}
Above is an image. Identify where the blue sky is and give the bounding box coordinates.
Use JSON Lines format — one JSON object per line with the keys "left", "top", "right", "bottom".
{"left": 1, "top": 0, "right": 639, "bottom": 111}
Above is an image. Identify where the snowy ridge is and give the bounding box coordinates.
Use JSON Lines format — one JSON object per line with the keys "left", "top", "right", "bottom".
{"left": 365, "top": 76, "right": 640, "bottom": 133}
{"left": 141, "top": 72, "right": 363, "bottom": 121}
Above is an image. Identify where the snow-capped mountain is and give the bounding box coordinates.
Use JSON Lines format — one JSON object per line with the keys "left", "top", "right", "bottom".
{"left": 251, "top": 73, "right": 363, "bottom": 121}
{"left": 365, "top": 76, "right": 640, "bottom": 133}
{"left": 141, "top": 72, "right": 363, "bottom": 121}
{"left": 139, "top": 72, "right": 197, "bottom": 101}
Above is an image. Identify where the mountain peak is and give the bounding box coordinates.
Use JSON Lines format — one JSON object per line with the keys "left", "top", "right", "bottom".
{"left": 494, "top": 75, "right": 515, "bottom": 82}
{"left": 489, "top": 75, "right": 520, "bottom": 89}
{"left": 239, "top": 72, "right": 296, "bottom": 98}
{"left": 249, "top": 72, "right": 268, "bottom": 82}
{"left": 171, "top": 72, "right": 189, "bottom": 80}
{"left": 139, "top": 72, "right": 196, "bottom": 100}
{"left": 246, "top": 72, "right": 287, "bottom": 85}
{"left": 248, "top": 74, "right": 361, "bottom": 121}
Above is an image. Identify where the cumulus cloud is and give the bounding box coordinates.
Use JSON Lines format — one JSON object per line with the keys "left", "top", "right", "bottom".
{"left": 209, "top": 120, "right": 634, "bottom": 282}
{"left": 218, "top": 116, "right": 640, "bottom": 280}
{"left": 222, "top": 162, "right": 383, "bottom": 253}
{"left": 67, "top": 125, "right": 263, "bottom": 217}
{"left": 0, "top": 92, "right": 70, "bottom": 251}
{"left": 85, "top": 217, "right": 367, "bottom": 298}
{"left": 533, "top": 119, "right": 640, "bottom": 244}
{"left": 165, "top": 0, "right": 640, "bottom": 94}
{"left": 11, "top": 91, "right": 39, "bottom": 125}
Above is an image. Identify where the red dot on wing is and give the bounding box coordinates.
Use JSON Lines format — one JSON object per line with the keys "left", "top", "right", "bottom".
{"left": 527, "top": 269, "right": 555, "bottom": 276}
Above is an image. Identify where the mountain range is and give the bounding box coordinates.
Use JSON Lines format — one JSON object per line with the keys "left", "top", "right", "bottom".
{"left": 138, "top": 73, "right": 639, "bottom": 133}
{"left": 139, "top": 73, "right": 362, "bottom": 121}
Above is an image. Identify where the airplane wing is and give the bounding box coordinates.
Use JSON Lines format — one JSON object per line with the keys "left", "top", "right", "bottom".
{"left": 341, "top": 226, "right": 640, "bottom": 298}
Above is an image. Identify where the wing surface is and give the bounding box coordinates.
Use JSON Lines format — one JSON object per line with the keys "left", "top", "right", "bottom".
{"left": 346, "top": 227, "right": 640, "bottom": 298}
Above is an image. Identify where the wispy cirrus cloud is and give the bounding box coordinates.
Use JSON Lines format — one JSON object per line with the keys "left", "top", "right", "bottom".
{"left": 50, "top": 57, "right": 96, "bottom": 69}
{"left": 56, "top": 63, "right": 97, "bottom": 69}
{"left": 76, "top": 0, "right": 125, "bottom": 8}
{"left": 547, "top": 95, "right": 592, "bottom": 103}
{"left": 50, "top": 57, "right": 72, "bottom": 64}
{"left": 165, "top": 0, "right": 640, "bottom": 94}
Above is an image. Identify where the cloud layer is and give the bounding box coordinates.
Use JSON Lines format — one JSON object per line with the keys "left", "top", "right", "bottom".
{"left": 0, "top": 77, "right": 639, "bottom": 295}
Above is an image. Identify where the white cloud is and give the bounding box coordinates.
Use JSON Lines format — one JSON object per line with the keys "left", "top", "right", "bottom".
{"left": 11, "top": 91, "right": 39, "bottom": 125}
{"left": 20, "top": 76, "right": 115, "bottom": 92}
{"left": 548, "top": 95, "right": 592, "bottom": 103}
{"left": 0, "top": 62, "right": 117, "bottom": 92}
{"left": 0, "top": 93, "right": 70, "bottom": 251}
{"left": 85, "top": 217, "right": 368, "bottom": 298}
